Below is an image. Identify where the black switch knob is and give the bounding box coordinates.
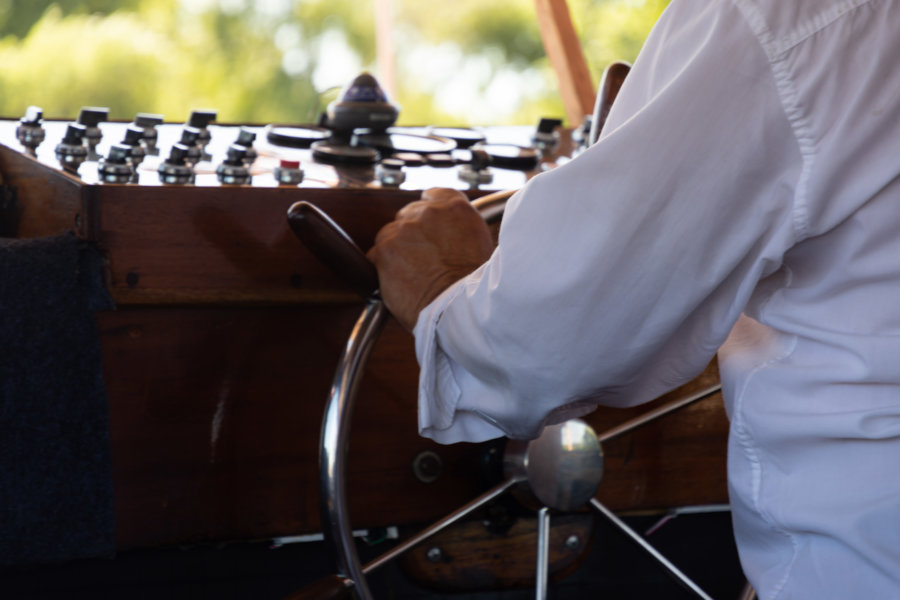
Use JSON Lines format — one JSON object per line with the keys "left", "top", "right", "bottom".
{"left": 216, "top": 144, "right": 252, "bottom": 185}
{"left": 457, "top": 148, "right": 494, "bottom": 188}
{"left": 120, "top": 125, "right": 146, "bottom": 168}
{"left": 16, "top": 105, "right": 45, "bottom": 154}
{"left": 98, "top": 144, "right": 135, "bottom": 183}
{"left": 158, "top": 143, "right": 195, "bottom": 184}
{"left": 133, "top": 112, "right": 164, "bottom": 155}
{"left": 77, "top": 106, "right": 109, "bottom": 155}
{"left": 532, "top": 117, "right": 562, "bottom": 153}
{"left": 178, "top": 126, "right": 203, "bottom": 166}
{"left": 186, "top": 109, "right": 217, "bottom": 153}
{"left": 233, "top": 127, "right": 258, "bottom": 165}
{"left": 55, "top": 123, "right": 89, "bottom": 174}
{"left": 61, "top": 123, "right": 86, "bottom": 145}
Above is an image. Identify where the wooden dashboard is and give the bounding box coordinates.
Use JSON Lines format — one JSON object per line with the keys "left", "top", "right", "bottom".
{"left": 0, "top": 114, "right": 728, "bottom": 553}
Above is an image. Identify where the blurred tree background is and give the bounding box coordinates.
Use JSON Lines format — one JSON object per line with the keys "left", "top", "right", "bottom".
{"left": 0, "top": 0, "right": 668, "bottom": 126}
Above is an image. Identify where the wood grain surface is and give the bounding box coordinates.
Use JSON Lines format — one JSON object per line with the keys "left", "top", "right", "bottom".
{"left": 1, "top": 126, "right": 728, "bottom": 554}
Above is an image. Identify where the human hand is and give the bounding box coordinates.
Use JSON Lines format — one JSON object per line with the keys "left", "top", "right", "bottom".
{"left": 367, "top": 188, "right": 494, "bottom": 331}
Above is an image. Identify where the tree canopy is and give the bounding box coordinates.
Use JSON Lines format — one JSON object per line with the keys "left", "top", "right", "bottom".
{"left": 0, "top": 0, "right": 668, "bottom": 125}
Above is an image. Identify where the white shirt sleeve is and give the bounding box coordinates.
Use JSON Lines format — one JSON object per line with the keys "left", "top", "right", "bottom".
{"left": 414, "top": 0, "right": 804, "bottom": 444}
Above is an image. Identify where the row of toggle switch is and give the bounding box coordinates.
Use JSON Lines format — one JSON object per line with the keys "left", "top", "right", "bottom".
{"left": 14, "top": 106, "right": 297, "bottom": 186}
{"left": 13, "top": 105, "right": 568, "bottom": 189}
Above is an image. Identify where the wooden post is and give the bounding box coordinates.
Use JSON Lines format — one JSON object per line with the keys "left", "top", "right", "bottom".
{"left": 534, "top": 0, "right": 596, "bottom": 126}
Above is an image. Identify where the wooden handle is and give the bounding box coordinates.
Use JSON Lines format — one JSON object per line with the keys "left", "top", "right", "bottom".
{"left": 287, "top": 201, "right": 379, "bottom": 299}
{"left": 282, "top": 574, "right": 354, "bottom": 600}
{"left": 589, "top": 61, "right": 631, "bottom": 144}
{"left": 472, "top": 189, "right": 516, "bottom": 225}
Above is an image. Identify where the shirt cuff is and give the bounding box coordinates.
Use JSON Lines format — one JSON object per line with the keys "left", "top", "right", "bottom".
{"left": 412, "top": 272, "right": 508, "bottom": 444}
{"left": 412, "top": 279, "right": 463, "bottom": 437}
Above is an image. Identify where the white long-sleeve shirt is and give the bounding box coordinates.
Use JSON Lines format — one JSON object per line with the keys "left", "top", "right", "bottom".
{"left": 413, "top": 0, "right": 900, "bottom": 597}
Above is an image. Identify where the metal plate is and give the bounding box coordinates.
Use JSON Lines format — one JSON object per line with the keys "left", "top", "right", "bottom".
{"left": 266, "top": 125, "right": 332, "bottom": 149}
{"left": 353, "top": 132, "right": 456, "bottom": 155}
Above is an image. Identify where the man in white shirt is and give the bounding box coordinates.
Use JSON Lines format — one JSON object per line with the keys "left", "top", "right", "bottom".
{"left": 368, "top": 0, "right": 900, "bottom": 596}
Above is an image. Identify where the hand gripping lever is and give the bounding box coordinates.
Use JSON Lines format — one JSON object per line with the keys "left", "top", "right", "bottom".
{"left": 287, "top": 201, "right": 380, "bottom": 300}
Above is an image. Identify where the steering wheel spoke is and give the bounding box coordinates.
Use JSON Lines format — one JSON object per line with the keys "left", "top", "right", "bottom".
{"left": 590, "top": 498, "right": 715, "bottom": 600}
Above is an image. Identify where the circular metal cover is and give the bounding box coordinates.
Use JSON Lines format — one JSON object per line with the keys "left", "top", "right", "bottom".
{"left": 353, "top": 131, "right": 456, "bottom": 155}
{"left": 475, "top": 143, "right": 540, "bottom": 171}
{"left": 311, "top": 141, "right": 379, "bottom": 165}
{"left": 392, "top": 152, "right": 425, "bottom": 167}
{"left": 266, "top": 125, "right": 332, "bottom": 149}
{"left": 425, "top": 153, "right": 455, "bottom": 167}
{"left": 428, "top": 127, "right": 486, "bottom": 149}
{"left": 504, "top": 420, "right": 604, "bottom": 511}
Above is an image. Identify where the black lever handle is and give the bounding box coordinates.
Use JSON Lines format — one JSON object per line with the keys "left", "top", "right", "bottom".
{"left": 287, "top": 201, "right": 380, "bottom": 299}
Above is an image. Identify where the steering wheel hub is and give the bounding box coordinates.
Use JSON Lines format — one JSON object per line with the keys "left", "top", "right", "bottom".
{"left": 504, "top": 419, "right": 605, "bottom": 511}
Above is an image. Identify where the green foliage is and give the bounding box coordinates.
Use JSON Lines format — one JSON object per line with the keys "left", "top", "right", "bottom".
{"left": 0, "top": 0, "right": 142, "bottom": 38}
{"left": 574, "top": 0, "right": 671, "bottom": 80}
{"left": 0, "top": 0, "right": 668, "bottom": 126}
{"left": 0, "top": 7, "right": 167, "bottom": 120}
{"left": 294, "top": 0, "right": 376, "bottom": 64}
{"left": 389, "top": 0, "right": 668, "bottom": 126}
{"left": 0, "top": 1, "right": 320, "bottom": 122}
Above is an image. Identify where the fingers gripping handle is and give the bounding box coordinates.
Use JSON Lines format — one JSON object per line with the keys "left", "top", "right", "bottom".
{"left": 287, "top": 192, "right": 515, "bottom": 299}
{"left": 287, "top": 201, "right": 380, "bottom": 299}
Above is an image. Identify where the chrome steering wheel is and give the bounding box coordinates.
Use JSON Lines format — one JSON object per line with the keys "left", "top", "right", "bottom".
{"left": 284, "top": 192, "right": 729, "bottom": 600}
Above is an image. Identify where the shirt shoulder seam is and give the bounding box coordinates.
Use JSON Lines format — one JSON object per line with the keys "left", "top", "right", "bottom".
{"left": 730, "top": 0, "right": 834, "bottom": 243}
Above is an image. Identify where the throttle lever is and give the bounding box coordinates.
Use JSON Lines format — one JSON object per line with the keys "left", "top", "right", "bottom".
{"left": 287, "top": 201, "right": 380, "bottom": 299}
{"left": 288, "top": 190, "right": 517, "bottom": 300}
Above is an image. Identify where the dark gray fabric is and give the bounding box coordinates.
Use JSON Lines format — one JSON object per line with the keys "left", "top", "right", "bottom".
{"left": 0, "top": 233, "right": 115, "bottom": 565}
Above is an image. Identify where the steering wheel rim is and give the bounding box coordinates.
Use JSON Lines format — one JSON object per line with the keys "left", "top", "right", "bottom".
{"left": 286, "top": 191, "right": 723, "bottom": 600}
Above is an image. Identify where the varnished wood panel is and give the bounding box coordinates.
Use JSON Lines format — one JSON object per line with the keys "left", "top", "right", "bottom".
{"left": 89, "top": 186, "right": 420, "bottom": 305}
{"left": 595, "top": 363, "right": 728, "bottom": 510}
{"left": 0, "top": 141, "right": 84, "bottom": 237}
{"left": 100, "top": 307, "right": 489, "bottom": 549}
{"left": 2, "top": 122, "right": 728, "bottom": 555}
{"left": 399, "top": 514, "right": 596, "bottom": 591}
{"left": 102, "top": 303, "right": 726, "bottom": 550}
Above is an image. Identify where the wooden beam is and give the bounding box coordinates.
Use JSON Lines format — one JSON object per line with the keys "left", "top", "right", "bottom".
{"left": 534, "top": 0, "right": 596, "bottom": 126}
